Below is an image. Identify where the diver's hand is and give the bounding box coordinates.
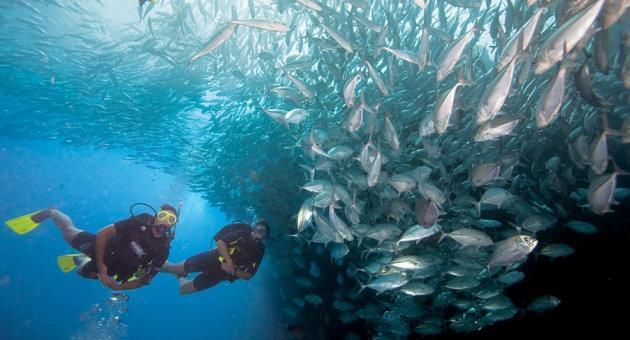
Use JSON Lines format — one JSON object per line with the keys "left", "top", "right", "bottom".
{"left": 109, "top": 283, "right": 125, "bottom": 291}
{"left": 97, "top": 266, "right": 119, "bottom": 289}
{"left": 98, "top": 273, "right": 119, "bottom": 289}
{"left": 220, "top": 261, "right": 236, "bottom": 276}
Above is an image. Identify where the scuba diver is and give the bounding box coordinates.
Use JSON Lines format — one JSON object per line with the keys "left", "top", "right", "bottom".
{"left": 161, "top": 219, "right": 269, "bottom": 295}
{"left": 4, "top": 203, "right": 178, "bottom": 291}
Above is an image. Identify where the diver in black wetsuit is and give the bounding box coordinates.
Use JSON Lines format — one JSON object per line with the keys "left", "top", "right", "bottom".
{"left": 161, "top": 219, "right": 269, "bottom": 294}
{"left": 31, "top": 204, "right": 177, "bottom": 291}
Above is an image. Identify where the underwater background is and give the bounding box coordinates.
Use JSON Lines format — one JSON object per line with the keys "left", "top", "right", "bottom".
{"left": 1, "top": 0, "right": 630, "bottom": 339}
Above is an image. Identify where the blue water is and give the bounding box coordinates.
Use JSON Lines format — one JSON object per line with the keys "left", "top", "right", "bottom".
{"left": 0, "top": 138, "right": 283, "bottom": 339}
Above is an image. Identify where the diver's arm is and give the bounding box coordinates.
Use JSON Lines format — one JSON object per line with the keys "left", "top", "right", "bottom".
{"left": 217, "top": 240, "right": 235, "bottom": 274}
{"left": 95, "top": 225, "right": 119, "bottom": 288}
{"left": 95, "top": 225, "right": 116, "bottom": 272}
{"left": 235, "top": 269, "right": 252, "bottom": 280}
{"left": 115, "top": 280, "right": 145, "bottom": 291}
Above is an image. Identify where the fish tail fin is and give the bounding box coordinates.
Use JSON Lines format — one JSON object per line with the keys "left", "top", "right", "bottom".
{"left": 437, "top": 231, "right": 448, "bottom": 244}
{"left": 602, "top": 112, "right": 625, "bottom": 137}
{"left": 507, "top": 221, "right": 522, "bottom": 233}
{"left": 612, "top": 159, "right": 630, "bottom": 176}
{"left": 472, "top": 22, "right": 485, "bottom": 32}
{"left": 284, "top": 232, "right": 301, "bottom": 240}
{"left": 513, "top": 27, "right": 532, "bottom": 63}
{"left": 355, "top": 276, "right": 368, "bottom": 296}
{"left": 456, "top": 67, "right": 475, "bottom": 86}
{"left": 348, "top": 263, "right": 360, "bottom": 274}
{"left": 309, "top": 14, "right": 321, "bottom": 26}
{"left": 360, "top": 246, "right": 372, "bottom": 261}
{"left": 559, "top": 41, "right": 579, "bottom": 68}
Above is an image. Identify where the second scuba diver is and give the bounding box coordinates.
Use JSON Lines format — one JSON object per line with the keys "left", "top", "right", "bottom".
{"left": 4, "top": 204, "right": 178, "bottom": 290}
{"left": 161, "top": 219, "right": 269, "bottom": 294}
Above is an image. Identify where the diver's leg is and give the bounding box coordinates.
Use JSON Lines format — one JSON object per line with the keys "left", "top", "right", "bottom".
{"left": 33, "top": 208, "right": 83, "bottom": 244}
{"left": 67, "top": 232, "right": 98, "bottom": 279}
{"left": 161, "top": 249, "right": 218, "bottom": 277}
{"left": 180, "top": 270, "right": 226, "bottom": 295}
{"left": 160, "top": 261, "right": 188, "bottom": 277}
{"left": 178, "top": 277, "right": 198, "bottom": 295}
{"left": 76, "top": 258, "right": 98, "bottom": 279}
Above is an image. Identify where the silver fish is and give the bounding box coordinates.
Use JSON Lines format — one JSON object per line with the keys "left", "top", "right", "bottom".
{"left": 433, "top": 80, "right": 471, "bottom": 134}
{"left": 539, "top": 243, "right": 575, "bottom": 258}
{"left": 496, "top": 7, "right": 543, "bottom": 71}
{"left": 285, "top": 72, "right": 315, "bottom": 100}
{"left": 285, "top": 108, "right": 309, "bottom": 125}
{"left": 477, "top": 57, "right": 518, "bottom": 125}
{"left": 296, "top": 0, "right": 322, "bottom": 11}
{"left": 603, "top": 0, "right": 630, "bottom": 29}
{"left": 400, "top": 281, "right": 435, "bottom": 296}
{"left": 326, "top": 145, "right": 354, "bottom": 161}
{"left": 513, "top": 214, "right": 556, "bottom": 234}
{"left": 414, "top": 199, "right": 439, "bottom": 227}
{"left": 411, "top": 26, "right": 428, "bottom": 70}
{"left": 388, "top": 174, "right": 416, "bottom": 194}
{"left": 488, "top": 235, "right": 538, "bottom": 268}
{"left": 471, "top": 163, "right": 501, "bottom": 187}
{"left": 587, "top": 168, "right": 628, "bottom": 214}
{"left": 436, "top": 27, "right": 476, "bottom": 82}
{"left": 441, "top": 228, "right": 493, "bottom": 247}
{"left": 343, "top": 73, "right": 362, "bottom": 108}
{"left": 412, "top": 0, "right": 426, "bottom": 8}
{"left": 527, "top": 295, "right": 561, "bottom": 313}
{"left": 418, "top": 181, "right": 446, "bottom": 206}
{"left": 535, "top": 63, "right": 569, "bottom": 129}
{"left": 365, "top": 59, "right": 389, "bottom": 96}
{"left": 534, "top": 0, "right": 606, "bottom": 74}
{"left": 389, "top": 256, "right": 433, "bottom": 271}
{"left": 229, "top": 19, "right": 290, "bottom": 32}
{"left": 565, "top": 220, "right": 597, "bottom": 234}
{"left": 481, "top": 295, "right": 514, "bottom": 311}
{"left": 445, "top": 276, "right": 480, "bottom": 290}
{"left": 329, "top": 206, "right": 354, "bottom": 241}
{"left": 189, "top": 23, "right": 238, "bottom": 64}
{"left": 383, "top": 47, "right": 419, "bottom": 65}
{"left": 366, "top": 224, "right": 402, "bottom": 245}
{"left": 367, "top": 149, "right": 382, "bottom": 187}
{"left": 382, "top": 116, "right": 400, "bottom": 150}
{"left": 397, "top": 224, "right": 440, "bottom": 244}
{"left": 358, "top": 273, "right": 409, "bottom": 295}
{"left": 262, "top": 108, "right": 287, "bottom": 125}
{"left": 497, "top": 271, "right": 525, "bottom": 285}
{"left": 297, "top": 198, "right": 314, "bottom": 232}
{"left": 320, "top": 22, "right": 353, "bottom": 53}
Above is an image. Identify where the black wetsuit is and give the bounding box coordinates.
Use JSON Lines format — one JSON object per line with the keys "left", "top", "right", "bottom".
{"left": 184, "top": 223, "right": 265, "bottom": 291}
{"left": 70, "top": 213, "right": 171, "bottom": 283}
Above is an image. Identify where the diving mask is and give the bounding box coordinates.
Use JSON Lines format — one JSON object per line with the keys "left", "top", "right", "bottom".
{"left": 155, "top": 210, "right": 177, "bottom": 226}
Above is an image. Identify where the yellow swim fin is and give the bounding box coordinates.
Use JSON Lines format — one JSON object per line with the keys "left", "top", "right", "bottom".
{"left": 56, "top": 254, "right": 88, "bottom": 273}
{"left": 4, "top": 210, "right": 44, "bottom": 235}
